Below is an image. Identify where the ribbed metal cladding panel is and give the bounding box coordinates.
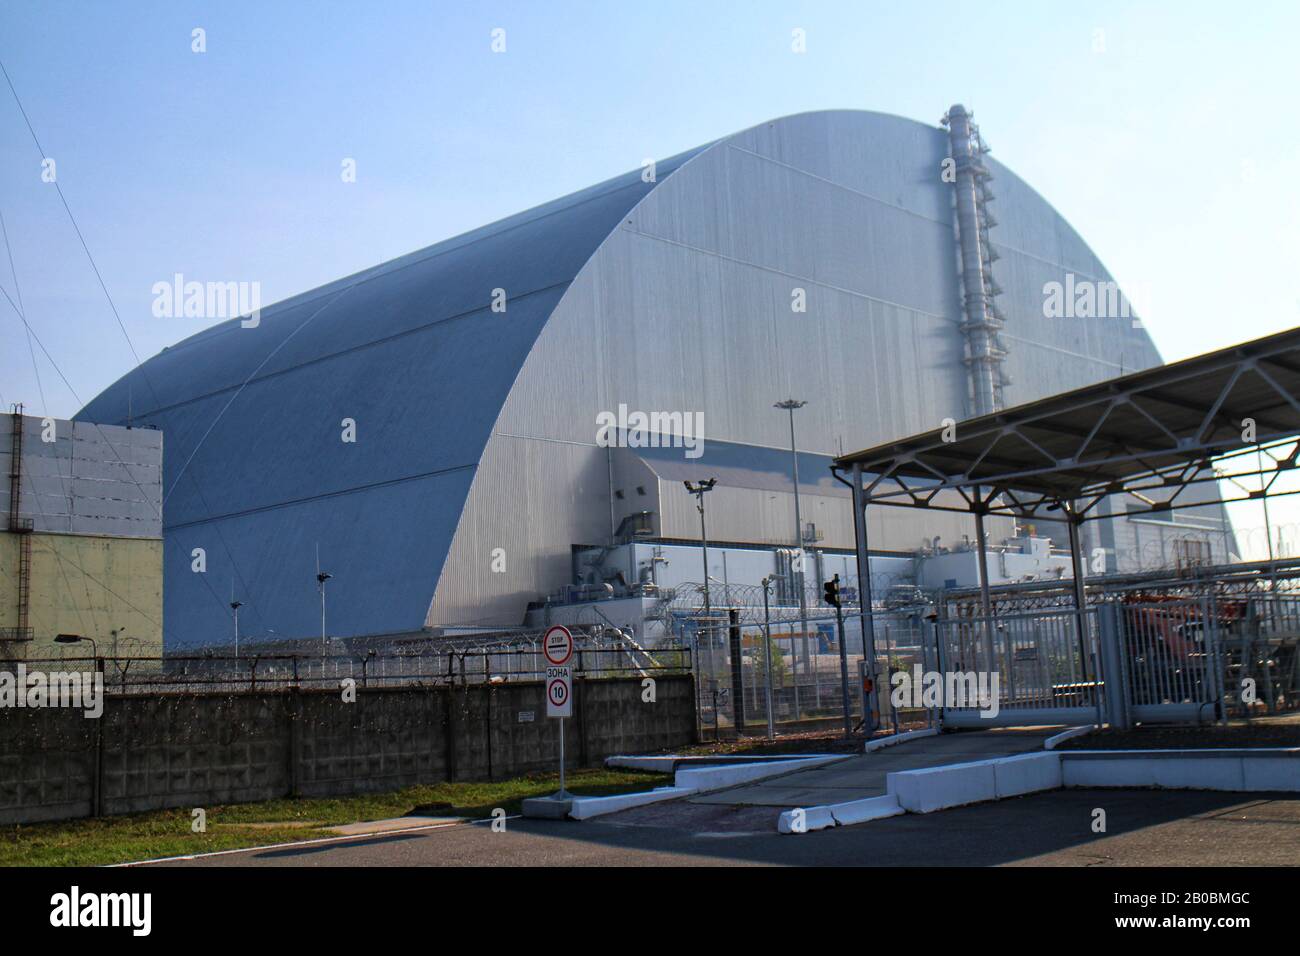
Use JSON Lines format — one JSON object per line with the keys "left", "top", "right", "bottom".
{"left": 0, "top": 416, "right": 162, "bottom": 538}
{"left": 428, "top": 434, "right": 613, "bottom": 628}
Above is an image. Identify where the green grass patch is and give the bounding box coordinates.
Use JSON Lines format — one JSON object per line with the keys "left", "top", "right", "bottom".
{"left": 0, "top": 768, "right": 669, "bottom": 867}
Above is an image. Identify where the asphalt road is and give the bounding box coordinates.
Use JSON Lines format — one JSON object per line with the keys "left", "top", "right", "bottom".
{"left": 144, "top": 789, "right": 1300, "bottom": 867}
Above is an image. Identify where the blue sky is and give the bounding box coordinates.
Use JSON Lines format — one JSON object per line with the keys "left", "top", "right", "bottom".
{"left": 2, "top": 0, "right": 1298, "bottom": 543}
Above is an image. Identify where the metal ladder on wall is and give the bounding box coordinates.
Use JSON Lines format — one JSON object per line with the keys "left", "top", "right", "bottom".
{"left": 4, "top": 405, "right": 33, "bottom": 646}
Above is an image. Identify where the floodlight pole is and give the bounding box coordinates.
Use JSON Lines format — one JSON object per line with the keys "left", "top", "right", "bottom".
{"left": 317, "top": 572, "right": 332, "bottom": 645}
{"left": 775, "top": 399, "right": 812, "bottom": 713}
{"left": 685, "top": 479, "right": 718, "bottom": 700}
{"left": 849, "top": 462, "right": 880, "bottom": 733}
{"left": 231, "top": 600, "right": 243, "bottom": 658}
{"left": 316, "top": 544, "right": 332, "bottom": 647}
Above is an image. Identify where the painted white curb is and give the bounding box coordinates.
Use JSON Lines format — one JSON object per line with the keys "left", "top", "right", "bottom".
{"left": 864, "top": 727, "right": 939, "bottom": 752}
{"left": 674, "top": 755, "right": 845, "bottom": 794}
{"left": 1043, "top": 725, "right": 1096, "bottom": 750}
{"left": 778, "top": 804, "right": 836, "bottom": 834}
{"left": 992, "top": 752, "right": 1064, "bottom": 798}
{"left": 888, "top": 757, "right": 999, "bottom": 813}
{"left": 567, "top": 786, "right": 694, "bottom": 820}
{"left": 830, "top": 794, "right": 907, "bottom": 826}
{"left": 569, "top": 754, "right": 845, "bottom": 820}
{"left": 778, "top": 794, "right": 904, "bottom": 833}
{"left": 886, "top": 751, "right": 1064, "bottom": 813}
{"left": 596, "top": 747, "right": 1299, "bottom": 830}
{"left": 1060, "top": 748, "right": 1300, "bottom": 792}
{"left": 604, "top": 753, "right": 840, "bottom": 773}
{"left": 779, "top": 746, "right": 1298, "bottom": 833}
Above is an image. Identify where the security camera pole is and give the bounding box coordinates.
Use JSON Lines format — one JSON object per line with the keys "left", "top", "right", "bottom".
{"left": 684, "top": 479, "right": 717, "bottom": 699}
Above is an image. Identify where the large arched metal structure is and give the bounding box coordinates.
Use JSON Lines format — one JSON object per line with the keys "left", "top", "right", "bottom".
{"left": 79, "top": 109, "right": 1169, "bottom": 646}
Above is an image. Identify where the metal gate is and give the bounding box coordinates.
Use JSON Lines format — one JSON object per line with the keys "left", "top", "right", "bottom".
{"left": 926, "top": 601, "right": 1235, "bottom": 729}
{"left": 930, "top": 606, "right": 1103, "bottom": 728}
{"left": 1104, "top": 598, "right": 1225, "bottom": 726}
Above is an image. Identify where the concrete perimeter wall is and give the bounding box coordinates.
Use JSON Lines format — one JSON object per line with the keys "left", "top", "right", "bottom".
{"left": 0, "top": 675, "right": 694, "bottom": 825}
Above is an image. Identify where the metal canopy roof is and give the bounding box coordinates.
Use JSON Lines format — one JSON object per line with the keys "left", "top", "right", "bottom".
{"left": 832, "top": 325, "right": 1300, "bottom": 521}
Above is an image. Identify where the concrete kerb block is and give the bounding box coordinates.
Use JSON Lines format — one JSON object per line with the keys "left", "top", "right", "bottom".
{"left": 1043, "top": 725, "right": 1096, "bottom": 750}
{"left": 1242, "top": 755, "right": 1300, "bottom": 791}
{"left": 604, "top": 753, "right": 843, "bottom": 773}
{"left": 568, "top": 755, "right": 845, "bottom": 822}
{"left": 566, "top": 786, "right": 694, "bottom": 820}
{"left": 992, "top": 752, "right": 1062, "bottom": 798}
{"left": 888, "top": 758, "right": 998, "bottom": 813}
{"left": 829, "top": 794, "right": 905, "bottom": 827}
{"left": 864, "top": 727, "right": 939, "bottom": 753}
{"left": 774, "top": 748, "right": 1299, "bottom": 833}
{"left": 777, "top": 794, "right": 903, "bottom": 834}
{"left": 777, "top": 805, "right": 836, "bottom": 834}
{"left": 1060, "top": 748, "right": 1299, "bottom": 792}
{"left": 521, "top": 795, "right": 573, "bottom": 819}
{"left": 673, "top": 755, "right": 845, "bottom": 795}
{"left": 1151, "top": 757, "right": 1245, "bottom": 791}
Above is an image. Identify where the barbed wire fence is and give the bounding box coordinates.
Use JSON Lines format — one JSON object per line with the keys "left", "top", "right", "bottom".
{"left": 19, "top": 625, "right": 691, "bottom": 696}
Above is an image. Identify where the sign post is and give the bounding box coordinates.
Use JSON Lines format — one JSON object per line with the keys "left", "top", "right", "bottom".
{"left": 543, "top": 625, "right": 574, "bottom": 796}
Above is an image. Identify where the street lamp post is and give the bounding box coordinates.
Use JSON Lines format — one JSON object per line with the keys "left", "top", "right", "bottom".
{"left": 230, "top": 600, "right": 243, "bottom": 658}
{"left": 775, "top": 399, "right": 814, "bottom": 714}
{"left": 317, "top": 570, "right": 332, "bottom": 646}
{"left": 684, "top": 479, "right": 718, "bottom": 704}
{"left": 55, "top": 632, "right": 97, "bottom": 660}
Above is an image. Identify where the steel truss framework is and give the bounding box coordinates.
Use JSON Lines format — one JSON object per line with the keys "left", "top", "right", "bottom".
{"left": 832, "top": 327, "right": 1300, "bottom": 525}
{"left": 829, "top": 326, "right": 1300, "bottom": 702}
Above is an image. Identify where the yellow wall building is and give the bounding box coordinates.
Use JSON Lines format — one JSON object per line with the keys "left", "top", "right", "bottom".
{"left": 1, "top": 412, "right": 163, "bottom": 661}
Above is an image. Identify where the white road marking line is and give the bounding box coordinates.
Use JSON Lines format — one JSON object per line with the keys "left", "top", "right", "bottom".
{"left": 111, "top": 815, "right": 524, "bottom": 866}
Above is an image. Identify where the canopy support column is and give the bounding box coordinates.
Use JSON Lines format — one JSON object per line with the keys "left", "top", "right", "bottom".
{"left": 1066, "top": 512, "right": 1092, "bottom": 679}
{"left": 850, "top": 463, "right": 879, "bottom": 732}
{"left": 974, "top": 497, "right": 996, "bottom": 674}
